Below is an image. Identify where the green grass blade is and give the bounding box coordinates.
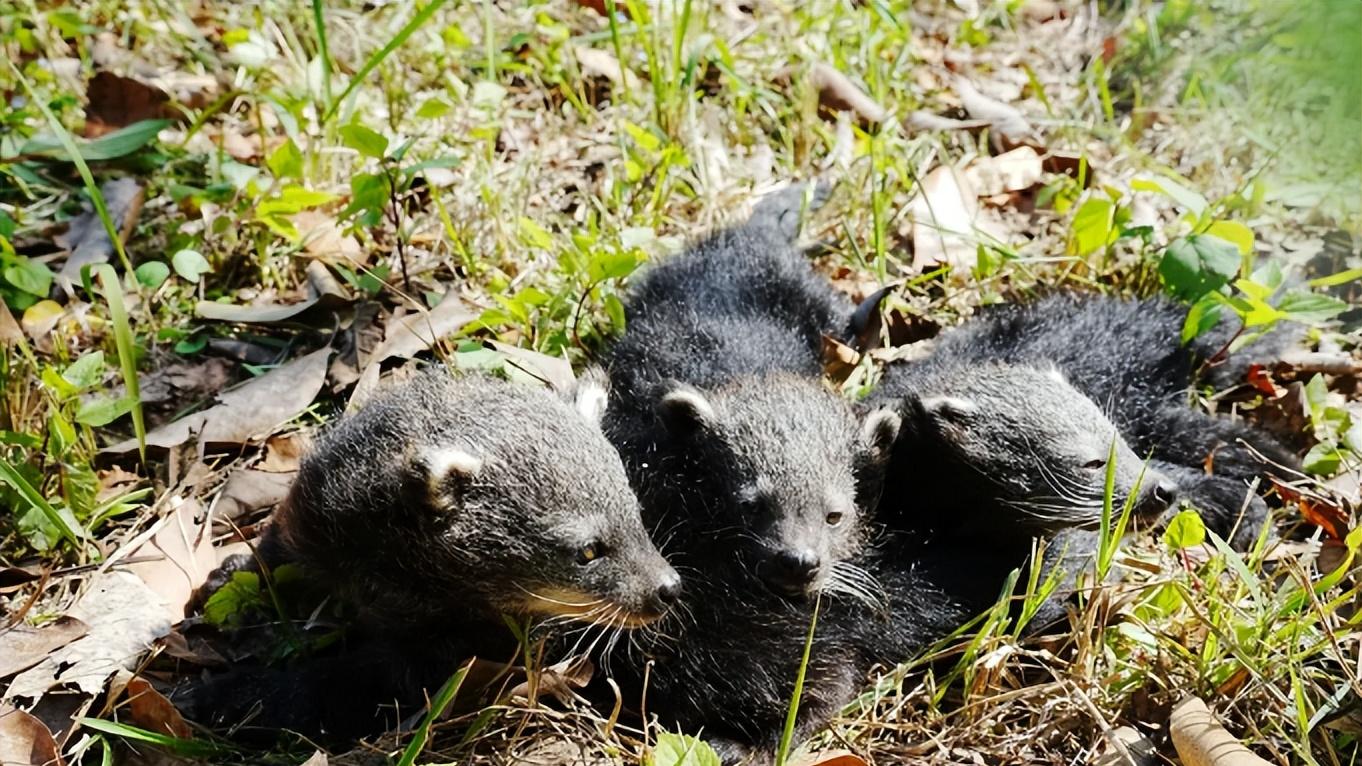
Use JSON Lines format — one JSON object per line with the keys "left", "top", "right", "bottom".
{"left": 77, "top": 718, "right": 228, "bottom": 758}
{"left": 323, "top": 0, "right": 451, "bottom": 123}
{"left": 0, "top": 457, "right": 84, "bottom": 548}
{"left": 95, "top": 265, "right": 146, "bottom": 461}
{"left": 775, "top": 594, "right": 821, "bottom": 766}
{"left": 311, "top": 0, "right": 334, "bottom": 111}
{"left": 397, "top": 661, "right": 471, "bottom": 766}
{"left": 8, "top": 62, "right": 136, "bottom": 275}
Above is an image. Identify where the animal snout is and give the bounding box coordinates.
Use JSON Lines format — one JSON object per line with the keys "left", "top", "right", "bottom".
{"left": 761, "top": 548, "right": 822, "bottom": 596}
{"left": 1136, "top": 475, "right": 1180, "bottom": 517}
{"left": 653, "top": 571, "right": 683, "bottom": 609}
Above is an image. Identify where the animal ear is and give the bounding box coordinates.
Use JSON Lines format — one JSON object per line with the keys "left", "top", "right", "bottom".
{"left": 920, "top": 395, "right": 977, "bottom": 422}
{"left": 859, "top": 407, "right": 901, "bottom": 458}
{"left": 658, "top": 385, "right": 716, "bottom": 437}
{"left": 570, "top": 367, "right": 611, "bottom": 428}
{"left": 412, "top": 445, "right": 483, "bottom": 504}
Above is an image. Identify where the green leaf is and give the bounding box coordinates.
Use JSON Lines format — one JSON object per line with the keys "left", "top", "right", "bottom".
{"left": 20, "top": 119, "right": 171, "bottom": 162}
{"left": 1159, "top": 234, "right": 1240, "bottom": 300}
{"left": 134, "top": 261, "right": 171, "bottom": 288}
{"left": 1163, "top": 510, "right": 1206, "bottom": 551}
{"left": 340, "top": 124, "right": 389, "bottom": 159}
{"left": 343, "top": 173, "right": 391, "bottom": 218}
{"left": 0, "top": 457, "right": 85, "bottom": 549}
{"left": 171, "top": 249, "right": 213, "bottom": 283}
{"left": 649, "top": 732, "right": 722, "bottom": 766}
{"left": 75, "top": 395, "right": 134, "bottom": 427}
{"left": 95, "top": 264, "right": 145, "bottom": 459}
{"left": 1302, "top": 443, "right": 1343, "bottom": 475}
{"left": 1181, "top": 292, "right": 1224, "bottom": 343}
{"left": 203, "top": 571, "right": 267, "bottom": 627}
{"left": 62, "top": 351, "right": 105, "bottom": 389}
{"left": 1132, "top": 175, "right": 1208, "bottom": 218}
{"left": 1309, "top": 267, "right": 1362, "bottom": 289}
{"left": 518, "top": 217, "right": 554, "bottom": 250}
{"left": 415, "top": 98, "right": 453, "bottom": 119}
{"left": 1205, "top": 220, "right": 1254, "bottom": 255}
{"left": 267, "top": 138, "right": 304, "bottom": 180}
{"left": 1069, "top": 197, "right": 1115, "bottom": 256}
{"left": 3, "top": 258, "right": 54, "bottom": 297}
{"left": 1277, "top": 290, "right": 1349, "bottom": 324}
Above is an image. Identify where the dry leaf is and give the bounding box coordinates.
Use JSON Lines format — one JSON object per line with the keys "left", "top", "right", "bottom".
{"left": 954, "top": 77, "right": 1033, "bottom": 145}
{"left": 83, "top": 71, "right": 174, "bottom": 137}
{"left": 123, "top": 498, "right": 215, "bottom": 620}
{"left": 103, "top": 346, "right": 332, "bottom": 455}
{"left": 136, "top": 358, "right": 235, "bottom": 409}
{"left": 0, "top": 704, "right": 65, "bottom": 766}
{"left": 349, "top": 293, "right": 480, "bottom": 406}
{"left": 574, "top": 46, "right": 638, "bottom": 90}
{"left": 963, "top": 146, "right": 1044, "bottom": 196}
{"left": 0, "top": 299, "right": 23, "bottom": 347}
{"left": 0, "top": 567, "right": 41, "bottom": 593}
{"left": 196, "top": 261, "right": 351, "bottom": 324}
{"left": 5, "top": 570, "right": 173, "bottom": 701}
{"left": 905, "top": 110, "right": 990, "bottom": 133}
{"left": 0, "top": 617, "right": 90, "bottom": 679}
{"left": 122, "top": 674, "right": 191, "bottom": 739}
{"left": 822, "top": 335, "right": 861, "bottom": 384}
{"left": 295, "top": 210, "right": 367, "bottom": 267}
{"left": 909, "top": 165, "right": 1006, "bottom": 271}
{"left": 485, "top": 340, "right": 576, "bottom": 391}
{"left": 788, "top": 751, "right": 868, "bottom": 766}
{"left": 509, "top": 656, "right": 593, "bottom": 705}
{"left": 54, "top": 178, "right": 145, "bottom": 285}
{"left": 299, "top": 752, "right": 328, "bottom": 766}
{"left": 1169, "top": 696, "right": 1274, "bottom": 766}
{"left": 574, "top": 0, "right": 630, "bottom": 18}
{"left": 211, "top": 468, "right": 293, "bottom": 523}
{"left": 259, "top": 432, "right": 309, "bottom": 473}
{"left": 806, "top": 63, "right": 887, "bottom": 126}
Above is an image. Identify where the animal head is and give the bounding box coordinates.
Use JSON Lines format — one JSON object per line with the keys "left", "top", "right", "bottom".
{"left": 654, "top": 374, "right": 899, "bottom": 601}
{"left": 898, "top": 364, "right": 1176, "bottom": 533}
{"left": 405, "top": 373, "right": 680, "bottom": 629}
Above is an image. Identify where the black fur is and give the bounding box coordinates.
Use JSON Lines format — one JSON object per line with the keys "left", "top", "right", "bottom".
{"left": 872, "top": 292, "right": 1301, "bottom": 573}
{"left": 179, "top": 370, "right": 679, "bottom": 739}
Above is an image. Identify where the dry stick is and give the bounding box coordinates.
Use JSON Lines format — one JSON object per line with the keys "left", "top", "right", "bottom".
{"left": 1169, "top": 697, "right": 1274, "bottom": 766}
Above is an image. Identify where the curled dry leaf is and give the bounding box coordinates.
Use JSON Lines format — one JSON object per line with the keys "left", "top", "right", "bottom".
{"left": 5, "top": 570, "right": 172, "bottom": 702}
{"left": 822, "top": 335, "right": 861, "bottom": 385}
{"left": 953, "top": 77, "right": 1034, "bottom": 146}
{"left": 259, "top": 432, "right": 309, "bottom": 473}
{"left": 295, "top": 210, "right": 367, "bottom": 267}
{"left": 0, "top": 617, "right": 90, "bottom": 679}
{"left": 349, "top": 292, "right": 480, "bottom": 407}
{"left": 905, "top": 110, "right": 990, "bottom": 133}
{"left": 776, "top": 63, "right": 886, "bottom": 126}
{"left": 196, "top": 260, "right": 352, "bottom": 324}
{"left": 0, "top": 299, "right": 23, "bottom": 346}
{"left": 121, "top": 674, "right": 191, "bottom": 739}
{"left": 84, "top": 71, "right": 175, "bottom": 137}
{"left": 963, "top": 146, "right": 1044, "bottom": 197}
{"left": 908, "top": 164, "right": 1007, "bottom": 271}
{"left": 0, "top": 704, "right": 65, "bottom": 766}
{"left": 1169, "top": 697, "right": 1274, "bottom": 766}
{"left": 123, "top": 498, "right": 215, "bottom": 620}
{"left": 103, "top": 345, "right": 332, "bottom": 455}
{"left": 54, "top": 178, "right": 145, "bottom": 285}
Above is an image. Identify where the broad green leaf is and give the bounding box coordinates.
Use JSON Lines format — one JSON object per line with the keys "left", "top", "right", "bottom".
{"left": 20, "top": 119, "right": 171, "bottom": 162}
{"left": 340, "top": 124, "right": 389, "bottom": 159}
{"left": 1302, "top": 443, "right": 1343, "bottom": 475}
{"left": 1206, "top": 220, "right": 1254, "bottom": 255}
{"left": 649, "top": 732, "right": 722, "bottom": 766}
{"left": 415, "top": 98, "right": 453, "bottom": 119}
{"left": 1277, "top": 290, "right": 1348, "bottom": 324}
{"left": 267, "top": 138, "right": 304, "bottom": 180}
{"left": 1132, "top": 175, "right": 1208, "bottom": 218}
{"left": 62, "top": 351, "right": 105, "bottom": 389}
{"left": 203, "top": 570, "right": 267, "bottom": 627}
{"left": 518, "top": 217, "right": 554, "bottom": 250}
{"left": 134, "top": 261, "right": 171, "bottom": 288}
{"left": 171, "top": 249, "right": 213, "bottom": 283}
{"left": 1069, "top": 197, "right": 1115, "bottom": 256}
{"left": 75, "top": 395, "right": 134, "bottom": 427}
{"left": 3, "top": 258, "right": 54, "bottom": 297}
{"left": 1159, "top": 234, "right": 1240, "bottom": 300}
{"left": 1163, "top": 510, "right": 1207, "bottom": 550}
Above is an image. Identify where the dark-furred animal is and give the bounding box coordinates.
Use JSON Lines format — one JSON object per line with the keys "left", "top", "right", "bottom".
{"left": 602, "top": 184, "right": 901, "bottom": 600}
{"left": 180, "top": 369, "right": 680, "bottom": 739}
{"left": 872, "top": 292, "right": 1299, "bottom": 553}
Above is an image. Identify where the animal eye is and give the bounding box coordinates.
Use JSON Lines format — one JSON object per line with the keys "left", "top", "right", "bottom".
{"left": 825, "top": 511, "right": 845, "bottom": 527}
{"left": 576, "top": 542, "right": 602, "bottom": 565}
{"left": 1083, "top": 459, "right": 1107, "bottom": 470}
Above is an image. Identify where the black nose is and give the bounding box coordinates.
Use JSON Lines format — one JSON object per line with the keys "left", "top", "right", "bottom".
{"left": 765, "top": 548, "right": 821, "bottom": 592}
{"left": 655, "top": 573, "right": 682, "bottom": 606}
{"left": 1153, "top": 480, "right": 1178, "bottom": 507}
{"left": 1137, "top": 477, "right": 1180, "bottom": 517}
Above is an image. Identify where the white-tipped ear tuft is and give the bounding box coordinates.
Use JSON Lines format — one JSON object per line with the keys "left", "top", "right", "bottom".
{"left": 572, "top": 369, "right": 611, "bottom": 427}
{"left": 921, "top": 395, "right": 977, "bottom": 420}
{"left": 422, "top": 446, "right": 483, "bottom": 495}
{"left": 659, "top": 386, "right": 716, "bottom": 435}
{"left": 860, "top": 407, "right": 901, "bottom": 456}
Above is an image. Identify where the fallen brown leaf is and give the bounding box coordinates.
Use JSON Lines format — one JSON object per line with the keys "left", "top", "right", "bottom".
{"left": 909, "top": 164, "right": 1007, "bottom": 271}
{"left": 788, "top": 751, "right": 868, "bottom": 766}
{"left": 136, "top": 358, "right": 235, "bottom": 411}
{"left": 259, "top": 432, "right": 309, "bottom": 473}
{"left": 484, "top": 340, "right": 576, "bottom": 391}
{"left": 0, "top": 299, "right": 22, "bottom": 347}
{"left": 295, "top": 210, "right": 367, "bottom": 267}
{"left": 122, "top": 674, "right": 191, "bottom": 739}
{"left": 84, "top": 71, "right": 174, "bottom": 137}
{"left": 509, "top": 656, "right": 593, "bottom": 705}
{"left": 963, "top": 146, "right": 1044, "bottom": 197}
{"left": 5, "top": 570, "right": 173, "bottom": 701}
{"left": 822, "top": 335, "right": 861, "bottom": 384}
{"left": 103, "top": 345, "right": 332, "bottom": 455}
{"left": 574, "top": 46, "right": 639, "bottom": 90}
{"left": 211, "top": 468, "right": 293, "bottom": 523}
{"left": 123, "top": 498, "right": 215, "bottom": 620}
{"left": 573, "top": 0, "right": 630, "bottom": 18}
{"left": 54, "top": 178, "right": 145, "bottom": 285}
{"left": 350, "top": 292, "right": 480, "bottom": 406}
{"left": 905, "top": 110, "right": 990, "bottom": 133}
{"left": 0, "top": 617, "right": 90, "bottom": 679}
{"left": 0, "top": 704, "right": 65, "bottom": 766}
{"left": 805, "top": 63, "right": 887, "bottom": 126}
{"left": 196, "top": 261, "right": 352, "bottom": 324}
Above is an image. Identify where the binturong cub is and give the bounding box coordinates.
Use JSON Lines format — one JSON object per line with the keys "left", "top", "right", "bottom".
{"left": 870, "top": 292, "right": 1301, "bottom": 621}
{"left": 180, "top": 369, "right": 680, "bottom": 740}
